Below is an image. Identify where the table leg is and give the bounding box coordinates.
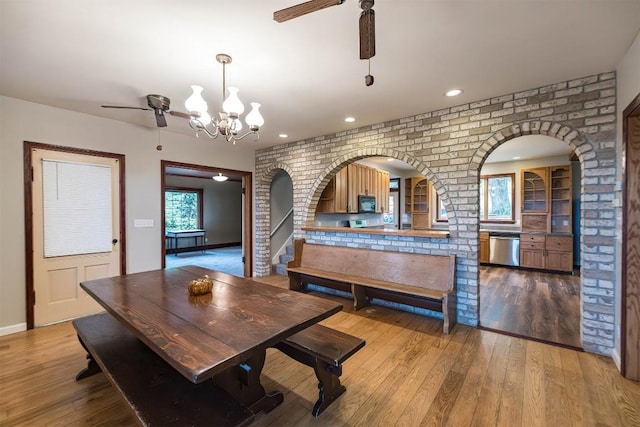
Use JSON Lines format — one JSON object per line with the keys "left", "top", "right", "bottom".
{"left": 212, "top": 350, "right": 283, "bottom": 415}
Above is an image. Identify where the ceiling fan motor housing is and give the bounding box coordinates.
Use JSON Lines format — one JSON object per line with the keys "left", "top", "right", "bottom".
{"left": 359, "top": 0, "right": 374, "bottom": 10}
{"left": 147, "top": 94, "right": 171, "bottom": 111}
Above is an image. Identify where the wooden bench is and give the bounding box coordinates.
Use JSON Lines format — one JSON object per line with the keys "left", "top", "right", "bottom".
{"left": 287, "top": 238, "right": 457, "bottom": 333}
{"left": 73, "top": 312, "right": 254, "bottom": 427}
{"left": 274, "top": 323, "right": 365, "bottom": 416}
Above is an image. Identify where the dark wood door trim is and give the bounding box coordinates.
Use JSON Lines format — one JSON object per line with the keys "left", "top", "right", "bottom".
{"left": 622, "top": 91, "right": 640, "bottom": 381}
{"left": 160, "top": 160, "right": 253, "bottom": 277}
{"left": 23, "top": 141, "right": 127, "bottom": 330}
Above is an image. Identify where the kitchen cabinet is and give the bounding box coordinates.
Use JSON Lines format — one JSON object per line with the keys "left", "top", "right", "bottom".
{"left": 411, "top": 176, "right": 429, "bottom": 229}
{"left": 550, "top": 165, "right": 572, "bottom": 234}
{"left": 520, "top": 233, "right": 573, "bottom": 272}
{"left": 521, "top": 167, "right": 549, "bottom": 232}
{"left": 479, "top": 231, "right": 490, "bottom": 264}
{"left": 521, "top": 165, "right": 573, "bottom": 234}
{"left": 316, "top": 164, "right": 389, "bottom": 214}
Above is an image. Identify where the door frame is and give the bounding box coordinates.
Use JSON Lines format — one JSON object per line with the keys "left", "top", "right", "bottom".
{"left": 23, "top": 141, "right": 127, "bottom": 329}
{"left": 621, "top": 91, "right": 640, "bottom": 380}
{"left": 161, "top": 160, "right": 253, "bottom": 277}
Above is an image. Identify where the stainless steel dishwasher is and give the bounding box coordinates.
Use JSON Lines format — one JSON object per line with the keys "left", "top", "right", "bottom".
{"left": 489, "top": 233, "right": 520, "bottom": 266}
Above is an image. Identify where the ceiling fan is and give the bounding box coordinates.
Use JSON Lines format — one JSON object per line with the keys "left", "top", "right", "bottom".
{"left": 274, "top": 0, "right": 376, "bottom": 60}
{"left": 101, "top": 94, "right": 191, "bottom": 128}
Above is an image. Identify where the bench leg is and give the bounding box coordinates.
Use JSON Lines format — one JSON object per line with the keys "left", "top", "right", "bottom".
{"left": 74, "top": 335, "right": 102, "bottom": 380}
{"left": 312, "top": 360, "right": 346, "bottom": 417}
{"left": 351, "top": 284, "right": 369, "bottom": 311}
{"left": 442, "top": 293, "right": 457, "bottom": 334}
{"left": 288, "top": 271, "right": 305, "bottom": 292}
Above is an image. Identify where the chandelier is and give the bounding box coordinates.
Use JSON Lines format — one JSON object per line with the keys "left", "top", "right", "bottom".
{"left": 184, "top": 54, "right": 264, "bottom": 143}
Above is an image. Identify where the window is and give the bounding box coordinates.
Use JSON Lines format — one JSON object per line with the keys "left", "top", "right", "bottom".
{"left": 165, "top": 188, "right": 203, "bottom": 230}
{"left": 479, "top": 173, "right": 515, "bottom": 222}
{"left": 436, "top": 195, "right": 448, "bottom": 221}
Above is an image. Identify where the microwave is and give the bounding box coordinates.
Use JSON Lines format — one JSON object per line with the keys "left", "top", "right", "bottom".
{"left": 358, "top": 195, "right": 376, "bottom": 213}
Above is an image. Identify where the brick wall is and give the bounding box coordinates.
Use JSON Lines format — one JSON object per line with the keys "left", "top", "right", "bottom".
{"left": 255, "top": 72, "right": 618, "bottom": 356}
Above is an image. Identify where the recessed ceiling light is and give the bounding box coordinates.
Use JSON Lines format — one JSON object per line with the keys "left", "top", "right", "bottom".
{"left": 513, "top": 156, "right": 521, "bottom": 160}
{"left": 387, "top": 158, "right": 394, "bottom": 161}
{"left": 278, "top": 133, "right": 288, "bottom": 138}
{"left": 344, "top": 117, "right": 356, "bottom": 123}
{"left": 445, "top": 89, "right": 463, "bottom": 97}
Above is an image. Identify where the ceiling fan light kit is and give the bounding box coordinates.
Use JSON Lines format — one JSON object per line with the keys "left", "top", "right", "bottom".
{"left": 184, "top": 53, "right": 264, "bottom": 144}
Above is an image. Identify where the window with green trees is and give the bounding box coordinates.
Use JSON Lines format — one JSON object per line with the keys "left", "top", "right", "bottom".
{"left": 165, "top": 188, "right": 202, "bottom": 230}
{"left": 479, "top": 173, "right": 515, "bottom": 222}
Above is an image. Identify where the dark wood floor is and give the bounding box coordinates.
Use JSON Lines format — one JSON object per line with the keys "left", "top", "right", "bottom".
{"left": 479, "top": 266, "right": 581, "bottom": 348}
{"left": 1, "top": 276, "right": 639, "bottom": 426}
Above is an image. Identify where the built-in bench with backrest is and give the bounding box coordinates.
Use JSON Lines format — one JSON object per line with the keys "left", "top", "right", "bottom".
{"left": 287, "top": 238, "right": 457, "bottom": 333}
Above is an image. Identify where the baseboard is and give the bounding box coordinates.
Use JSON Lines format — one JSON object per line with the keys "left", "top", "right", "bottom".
{"left": 0, "top": 322, "right": 27, "bottom": 337}
{"left": 612, "top": 347, "right": 622, "bottom": 371}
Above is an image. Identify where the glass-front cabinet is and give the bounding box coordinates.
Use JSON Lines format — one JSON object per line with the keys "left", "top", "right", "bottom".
{"left": 521, "top": 168, "right": 549, "bottom": 232}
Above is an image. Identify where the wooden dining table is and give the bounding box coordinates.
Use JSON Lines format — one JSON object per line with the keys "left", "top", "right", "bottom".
{"left": 75, "top": 265, "right": 343, "bottom": 425}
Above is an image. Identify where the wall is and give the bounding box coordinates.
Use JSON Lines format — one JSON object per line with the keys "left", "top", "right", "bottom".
{"left": 165, "top": 175, "right": 243, "bottom": 247}
{"left": 255, "top": 72, "right": 618, "bottom": 356}
{"left": 0, "top": 96, "right": 255, "bottom": 332}
{"left": 269, "top": 170, "right": 294, "bottom": 261}
{"left": 614, "top": 28, "right": 640, "bottom": 365}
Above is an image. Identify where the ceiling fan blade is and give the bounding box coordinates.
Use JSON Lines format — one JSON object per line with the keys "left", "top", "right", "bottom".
{"left": 274, "top": 0, "right": 344, "bottom": 23}
{"left": 101, "top": 105, "right": 152, "bottom": 111}
{"left": 169, "top": 110, "right": 192, "bottom": 119}
{"left": 154, "top": 110, "right": 167, "bottom": 127}
{"left": 359, "top": 8, "right": 375, "bottom": 60}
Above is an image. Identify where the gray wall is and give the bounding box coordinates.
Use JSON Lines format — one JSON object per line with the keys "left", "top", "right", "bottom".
{"left": 165, "top": 175, "right": 243, "bottom": 247}
{"left": 254, "top": 72, "right": 619, "bottom": 357}
{"left": 269, "top": 170, "right": 294, "bottom": 259}
{"left": 0, "top": 96, "right": 255, "bottom": 332}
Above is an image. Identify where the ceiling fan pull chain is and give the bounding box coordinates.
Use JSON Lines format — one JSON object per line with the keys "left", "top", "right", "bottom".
{"left": 365, "top": 59, "right": 374, "bottom": 87}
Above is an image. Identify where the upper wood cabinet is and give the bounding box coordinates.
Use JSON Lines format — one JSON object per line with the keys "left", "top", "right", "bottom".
{"left": 410, "top": 176, "right": 429, "bottom": 229}
{"left": 316, "top": 164, "right": 390, "bottom": 214}
{"left": 521, "top": 167, "right": 549, "bottom": 232}
{"left": 550, "top": 165, "right": 572, "bottom": 234}
{"left": 520, "top": 165, "right": 572, "bottom": 234}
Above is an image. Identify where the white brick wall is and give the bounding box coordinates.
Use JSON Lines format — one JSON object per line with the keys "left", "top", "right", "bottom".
{"left": 255, "top": 72, "right": 618, "bottom": 356}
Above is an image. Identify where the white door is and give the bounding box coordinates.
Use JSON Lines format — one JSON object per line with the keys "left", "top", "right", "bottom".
{"left": 31, "top": 148, "right": 121, "bottom": 326}
{"left": 389, "top": 192, "right": 399, "bottom": 229}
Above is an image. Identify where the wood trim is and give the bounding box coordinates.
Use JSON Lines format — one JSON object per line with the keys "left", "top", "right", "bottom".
{"left": 479, "top": 173, "right": 516, "bottom": 222}
{"left": 621, "top": 91, "right": 640, "bottom": 380}
{"left": 23, "top": 141, "right": 127, "bottom": 330}
{"left": 160, "top": 160, "right": 253, "bottom": 277}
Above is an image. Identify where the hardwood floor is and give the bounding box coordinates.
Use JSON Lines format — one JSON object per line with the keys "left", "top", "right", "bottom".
{"left": 2, "top": 275, "right": 638, "bottom": 426}
{"left": 479, "top": 266, "right": 582, "bottom": 349}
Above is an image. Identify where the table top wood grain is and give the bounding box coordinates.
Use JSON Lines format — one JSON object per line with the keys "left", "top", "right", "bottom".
{"left": 80, "top": 266, "right": 343, "bottom": 383}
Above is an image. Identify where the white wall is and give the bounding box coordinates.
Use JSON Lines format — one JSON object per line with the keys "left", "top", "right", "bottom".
{"left": 614, "top": 28, "right": 640, "bottom": 366}
{"left": 0, "top": 96, "right": 255, "bottom": 330}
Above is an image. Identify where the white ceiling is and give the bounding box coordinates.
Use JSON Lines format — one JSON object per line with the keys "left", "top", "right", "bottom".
{"left": 2, "top": 1, "right": 639, "bottom": 151}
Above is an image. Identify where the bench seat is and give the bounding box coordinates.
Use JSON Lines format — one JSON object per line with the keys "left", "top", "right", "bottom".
{"left": 275, "top": 323, "right": 365, "bottom": 416}
{"left": 73, "top": 312, "right": 254, "bottom": 427}
{"left": 287, "top": 239, "right": 457, "bottom": 333}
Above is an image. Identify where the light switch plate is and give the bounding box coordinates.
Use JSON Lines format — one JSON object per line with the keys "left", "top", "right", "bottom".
{"left": 134, "top": 219, "right": 154, "bottom": 228}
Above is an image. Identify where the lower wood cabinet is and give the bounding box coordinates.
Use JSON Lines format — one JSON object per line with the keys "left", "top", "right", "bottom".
{"left": 479, "top": 232, "right": 490, "bottom": 264}
{"left": 520, "top": 233, "right": 573, "bottom": 273}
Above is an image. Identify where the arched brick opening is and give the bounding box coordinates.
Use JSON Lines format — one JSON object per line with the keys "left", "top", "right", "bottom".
{"left": 473, "top": 120, "right": 590, "bottom": 347}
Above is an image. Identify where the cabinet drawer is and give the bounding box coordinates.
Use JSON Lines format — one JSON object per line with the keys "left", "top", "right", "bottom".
{"left": 520, "top": 234, "right": 545, "bottom": 243}
{"left": 520, "top": 241, "right": 545, "bottom": 250}
{"left": 546, "top": 235, "right": 572, "bottom": 251}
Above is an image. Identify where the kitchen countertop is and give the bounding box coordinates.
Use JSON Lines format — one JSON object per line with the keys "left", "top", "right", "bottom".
{"left": 302, "top": 226, "right": 450, "bottom": 239}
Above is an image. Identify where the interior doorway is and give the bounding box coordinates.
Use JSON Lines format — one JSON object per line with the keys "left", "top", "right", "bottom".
{"left": 24, "top": 141, "right": 126, "bottom": 329}
{"left": 161, "top": 161, "right": 253, "bottom": 277}
{"left": 622, "top": 92, "right": 640, "bottom": 380}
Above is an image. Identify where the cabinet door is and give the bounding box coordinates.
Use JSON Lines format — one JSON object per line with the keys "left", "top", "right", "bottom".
{"left": 550, "top": 165, "right": 572, "bottom": 233}
{"left": 546, "top": 251, "right": 573, "bottom": 272}
{"left": 520, "top": 248, "right": 546, "bottom": 269}
{"left": 316, "top": 178, "right": 336, "bottom": 213}
{"left": 347, "top": 164, "right": 359, "bottom": 213}
{"left": 334, "top": 167, "right": 349, "bottom": 213}
{"left": 411, "top": 177, "right": 428, "bottom": 213}
{"left": 521, "top": 168, "right": 549, "bottom": 213}
{"left": 380, "top": 171, "right": 390, "bottom": 213}
{"left": 479, "top": 232, "right": 490, "bottom": 263}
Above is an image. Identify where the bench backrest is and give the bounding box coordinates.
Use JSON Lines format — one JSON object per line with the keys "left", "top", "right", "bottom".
{"left": 291, "top": 239, "right": 456, "bottom": 293}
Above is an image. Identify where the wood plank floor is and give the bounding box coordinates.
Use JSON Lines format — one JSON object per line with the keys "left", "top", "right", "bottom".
{"left": 1, "top": 275, "right": 638, "bottom": 426}
{"left": 479, "top": 266, "right": 582, "bottom": 349}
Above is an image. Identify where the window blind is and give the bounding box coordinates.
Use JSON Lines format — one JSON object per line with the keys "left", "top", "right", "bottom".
{"left": 42, "top": 159, "right": 113, "bottom": 257}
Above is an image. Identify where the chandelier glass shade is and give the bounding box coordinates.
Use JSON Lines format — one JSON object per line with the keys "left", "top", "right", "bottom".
{"left": 185, "top": 54, "right": 264, "bottom": 143}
